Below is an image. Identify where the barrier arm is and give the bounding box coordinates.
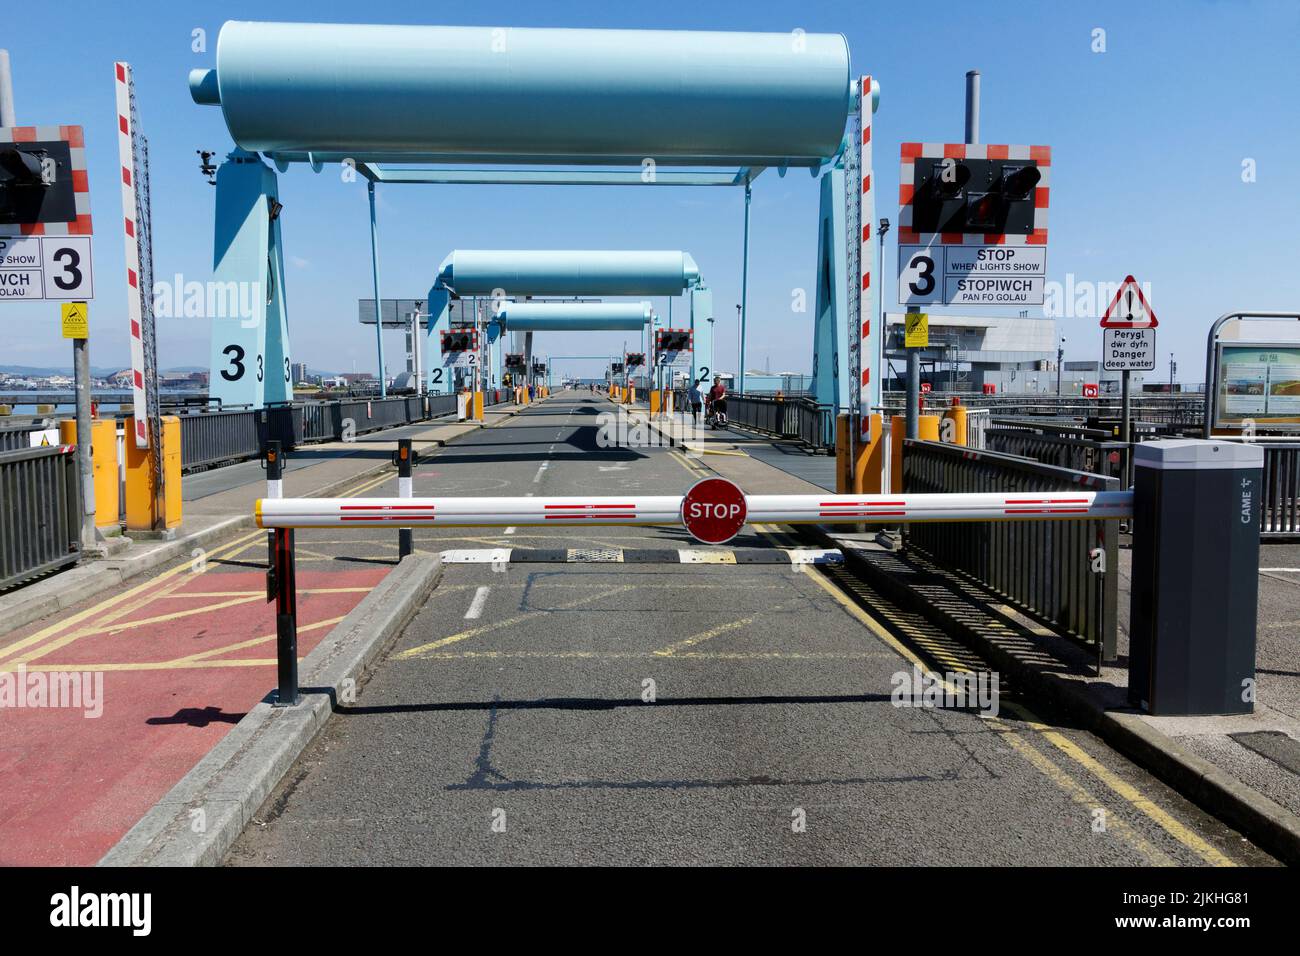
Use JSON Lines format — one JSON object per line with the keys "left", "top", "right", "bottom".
{"left": 255, "top": 491, "right": 1134, "bottom": 529}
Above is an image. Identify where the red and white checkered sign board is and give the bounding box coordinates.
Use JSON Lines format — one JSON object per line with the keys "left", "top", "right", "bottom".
{"left": 897, "top": 142, "right": 1050, "bottom": 246}
{"left": 0, "top": 125, "right": 92, "bottom": 237}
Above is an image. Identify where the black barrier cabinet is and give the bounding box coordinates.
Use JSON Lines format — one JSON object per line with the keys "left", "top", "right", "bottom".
{"left": 1129, "top": 440, "right": 1264, "bottom": 715}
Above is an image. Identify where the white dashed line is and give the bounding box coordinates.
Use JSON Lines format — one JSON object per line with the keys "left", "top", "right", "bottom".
{"left": 464, "top": 586, "right": 491, "bottom": 619}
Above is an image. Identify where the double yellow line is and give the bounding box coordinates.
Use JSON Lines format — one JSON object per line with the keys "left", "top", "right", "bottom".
{"left": 805, "top": 568, "right": 1234, "bottom": 867}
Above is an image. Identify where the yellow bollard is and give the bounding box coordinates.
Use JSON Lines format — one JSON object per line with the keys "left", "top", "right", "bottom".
{"left": 890, "top": 414, "right": 940, "bottom": 493}
{"left": 124, "top": 416, "right": 182, "bottom": 531}
{"left": 473, "top": 390, "right": 485, "bottom": 420}
{"left": 650, "top": 390, "right": 661, "bottom": 415}
{"left": 59, "top": 418, "right": 120, "bottom": 529}
{"left": 941, "top": 402, "right": 968, "bottom": 446}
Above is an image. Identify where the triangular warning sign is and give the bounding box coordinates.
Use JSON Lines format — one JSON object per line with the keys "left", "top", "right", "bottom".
{"left": 40, "top": 435, "right": 50, "bottom": 446}
{"left": 1100, "top": 275, "right": 1158, "bottom": 328}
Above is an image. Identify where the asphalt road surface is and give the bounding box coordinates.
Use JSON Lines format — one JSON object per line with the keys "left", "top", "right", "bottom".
{"left": 226, "top": 393, "right": 1275, "bottom": 866}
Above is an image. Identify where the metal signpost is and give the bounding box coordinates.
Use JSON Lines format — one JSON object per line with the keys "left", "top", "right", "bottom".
{"left": 1, "top": 98, "right": 97, "bottom": 550}
{"left": 1100, "top": 275, "right": 1158, "bottom": 486}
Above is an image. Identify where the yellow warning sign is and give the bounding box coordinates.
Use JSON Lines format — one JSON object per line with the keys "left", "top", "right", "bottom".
{"left": 61, "top": 301, "right": 89, "bottom": 339}
{"left": 904, "top": 311, "right": 929, "bottom": 349}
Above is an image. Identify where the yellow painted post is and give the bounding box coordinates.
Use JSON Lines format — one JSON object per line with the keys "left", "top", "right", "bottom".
{"left": 891, "top": 414, "right": 939, "bottom": 493}
{"left": 473, "top": 390, "right": 485, "bottom": 420}
{"left": 941, "top": 402, "right": 968, "bottom": 445}
{"left": 650, "top": 390, "right": 661, "bottom": 415}
{"left": 58, "top": 418, "right": 119, "bottom": 529}
{"left": 856, "top": 413, "right": 885, "bottom": 493}
{"left": 124, "top": 415, "right": 182, "bottom": 531}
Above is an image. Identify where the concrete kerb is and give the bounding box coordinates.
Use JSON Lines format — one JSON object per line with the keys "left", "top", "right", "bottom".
{"left": 98, "top": 552, "right": 443, "bottom": 867}
{"left": 0, "top": 406, "right": 523, "bottom": 638}
{"left": 808, "top": 525, "right": 1300, "bottom": 867}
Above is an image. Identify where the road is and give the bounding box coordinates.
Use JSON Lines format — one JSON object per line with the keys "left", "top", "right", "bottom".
{"left": 226, "top": 393, "right": 1275, "bottom": 866}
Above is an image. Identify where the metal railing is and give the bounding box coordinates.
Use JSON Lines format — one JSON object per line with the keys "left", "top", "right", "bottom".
{"left": 0, "top": 444, "right": 82, "bottom": 592}
{"left": 724, "top": 393, "right": 836, "bottom": 451}
{"left": 0, "top": 420, "right": 53, "bottom": 452}
{"left": 1261, "top": 443, "right": 1300, "bottom": 537}
{"left": 179, "top": 408, "right": 262, "bottom": 471}
{"left": 984, "top": 428, "right": 1129, "bottom": 482}
{"left": 173, "top": 391, "right": 503, "bottom": 473}
{"left": 902, "top": 439, "right": 1120, "bottom": 657}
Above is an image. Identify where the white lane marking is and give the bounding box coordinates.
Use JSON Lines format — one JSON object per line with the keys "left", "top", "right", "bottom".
{"left": 504, "top": 527, "right": 517, "bottom": 535}
{"left": 1260, "top": 568, "right": 1300, "bottom": 573}
{"left": 533, "top": 461, "right": 549, "bottom": 483}
{"left": 464, "top": 586, "right": 491, "bottom": 619}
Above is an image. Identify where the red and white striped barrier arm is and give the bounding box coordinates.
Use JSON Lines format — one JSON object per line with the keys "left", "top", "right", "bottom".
{"left": 256, "top": 492, "right": 1133, "bottom": 529}
{"left": 115, "top": 61, "right": 149, "bottom": 449}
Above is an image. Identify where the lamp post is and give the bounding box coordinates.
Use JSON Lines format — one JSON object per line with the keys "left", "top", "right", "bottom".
{"left": 735, "top": 303, "right": 741, "bottom": 389}
{"left": 1056, "top": 336, "right": 1065, "bottom": 404}
{"left": 878, "top": 218, "right": 890, "bottom": 407}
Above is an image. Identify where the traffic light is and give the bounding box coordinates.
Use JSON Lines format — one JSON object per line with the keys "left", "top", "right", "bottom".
{"left": 625, "top": 352, "right": 645, "bottom": 368}
{"left": 910, "top": 157, "right": 1042, "bottom": 235}
{"left": 656, "top": 329, "right": 692, "bottom": 352}
{"left": 505, "top": 353, "right": 525, "bottom": 369}
{"left": 441, "top": 329, "right": 477, "bottom": 353}
{"left": 0, "top": 139, "right": 77, "bottom": 227}
{"left": 532, "top": 362, "right": 547, "bottom": 375}
{"left": 611, "top": 362, "right": 624, "bottom": 375}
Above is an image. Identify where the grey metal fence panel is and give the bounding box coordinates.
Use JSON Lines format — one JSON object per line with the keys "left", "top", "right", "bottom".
{"left": 179, "top": 410, "right": 261, "bottom": 472}
{"left": 902, "top": 439, "right": 1119, "bottom": 657}
{"left": 1262, "top": 443, "right": 1300, "bottom": 537}
{"left": 300, "top": 402, "right": 336, "bottom": 442}
{"left": 0, "top": 421, "right": 54, "bottom": 452}
{"left": 727, "top": 394, "right": 835, "bottom": 450}
{"left": 985, "top": 429, "right": 1128, "bottom": 481}
{"left": 0, "top": 444, "right": 82, "bottom": 592}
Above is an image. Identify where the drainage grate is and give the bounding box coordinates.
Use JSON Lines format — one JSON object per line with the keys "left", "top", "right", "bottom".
{"left": 566, "top": 548, "right": 623, "bottom": 563}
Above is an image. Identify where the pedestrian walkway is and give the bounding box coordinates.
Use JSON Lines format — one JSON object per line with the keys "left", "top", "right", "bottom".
{"left": 0, "top": 402, "right": 524, "bottom": 865}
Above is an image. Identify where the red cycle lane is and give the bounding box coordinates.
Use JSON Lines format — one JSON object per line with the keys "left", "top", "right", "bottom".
{"left": 0, "top": 557, "right": 388, "bottom": 866}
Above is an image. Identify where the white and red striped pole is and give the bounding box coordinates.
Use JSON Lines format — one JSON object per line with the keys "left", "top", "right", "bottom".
{"left": 114, "top": 61, "right": 148, "bottom": 449}
{"left": 256, "top": 491, "right": 1133, "bottom": 530}
{"left": 857, "top": 74, "right": 875, "bottom": 445}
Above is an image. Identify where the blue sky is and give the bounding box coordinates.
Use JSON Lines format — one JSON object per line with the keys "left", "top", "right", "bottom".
{"left": 5, "top": 0, "right": 1299, "bottom": 382}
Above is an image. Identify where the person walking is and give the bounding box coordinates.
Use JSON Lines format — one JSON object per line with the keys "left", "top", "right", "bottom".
{"left": 687, "top": 379, "right": 703, "bottom": 426}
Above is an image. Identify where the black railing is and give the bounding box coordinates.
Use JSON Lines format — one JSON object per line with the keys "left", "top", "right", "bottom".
{"left": 1260, "top": 443, "right": 1300, "bottom": 538}
{"left": 173, "top": 391, "right": 500, "bottom": 473}
{"left": 902, "top": 439, "right": 1120, "bottom": 658}
{"left": 721, "top": 394, "right": 836, "bottom": 451}
{"left": 0, "top": 444, "right": 82, "bottom": 592}
{"left": 179, "top": 408, "right": 262, "bottom": 472}
{"left": 984, "top": 429, "right": 1129, "bottom": 482}
{"left": 0, "top": 420, "right": 54, "bottom": 452}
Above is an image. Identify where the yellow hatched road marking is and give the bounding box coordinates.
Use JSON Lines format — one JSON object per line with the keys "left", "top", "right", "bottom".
{"left": 0, "top": 530, "right": 265, "bottom": 667}
{"left": 397, "top": 585, "right": 636, "bottom": 659}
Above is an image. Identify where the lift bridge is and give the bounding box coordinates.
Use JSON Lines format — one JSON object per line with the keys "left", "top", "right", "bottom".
{"left": 190, "top": 20, "right": 881, "bottom": 448}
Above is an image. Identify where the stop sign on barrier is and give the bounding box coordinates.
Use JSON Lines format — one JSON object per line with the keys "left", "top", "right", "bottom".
{"left": 680, "top": 477, "right": 747, "bottom": 544}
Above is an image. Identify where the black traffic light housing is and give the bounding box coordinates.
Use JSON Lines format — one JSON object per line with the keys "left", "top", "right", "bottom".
{"left": 505, "top": 353, "right": 525, "bottom": 370}
{"left": 532, "top": 362, "right": 547, "bottom": 375}
{"left": 0, "top": 140, "right": 76, "bottom": 227}
{"left": 611, "top": 362, "right": 625, "bottom": 375}
{"left": 910, "top": 158, "right": 1042, "bottom": 235}
{"left": 655, "top": 329, "right": 693, "bottom": 352}
{"left": 625, "top": 352, "right": 645, "bottom": 368}
{"left": 440, "top": 329, "right": 477, "bottom": 353}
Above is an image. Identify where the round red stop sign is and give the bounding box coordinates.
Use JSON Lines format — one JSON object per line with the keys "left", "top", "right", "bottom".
{"left": 681, "top": 477, "right": 748, "bottom": 544}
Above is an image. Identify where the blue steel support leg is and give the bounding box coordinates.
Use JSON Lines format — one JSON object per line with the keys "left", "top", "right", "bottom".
{"left": 424, "top": 287, "right": 452, "bottom": 394}
{"left": 208, "top": 149, "right": 292, "bottom": 410}
{"left": 689, "top": 286, "right": 714, "bottom": 388}
{"left": 739, "top": 182, "right": 751, "bottom": 393}
{"left": 811, "top": 166, "right": 850, "bottom": 412}
{"left": 368, "top": 180, "right": 386, "bottom": 397}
